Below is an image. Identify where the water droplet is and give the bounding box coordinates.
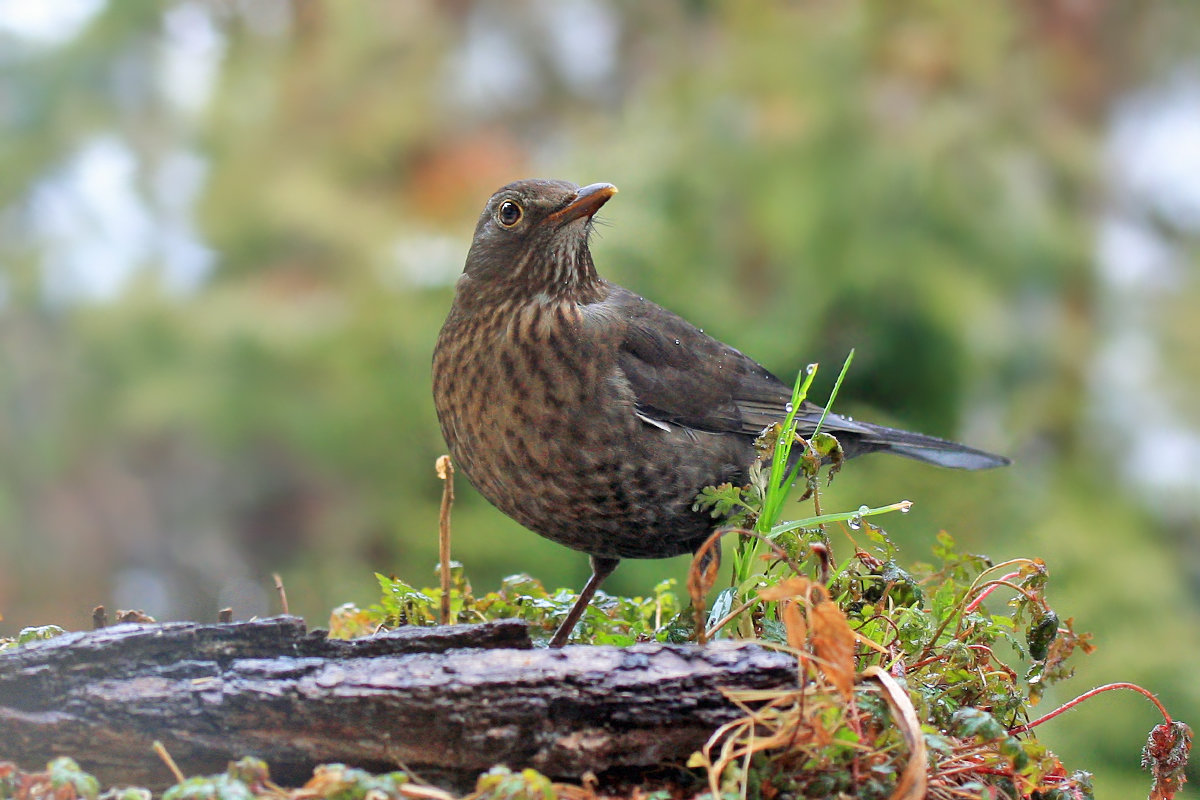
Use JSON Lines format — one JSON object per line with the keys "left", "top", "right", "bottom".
{"left": 806, "top": 363, "right": 818, "bottom": 374}
{"left": 673, "top": 339, "right": 680, "bottom": 345}
{"left": 848, "top": 504, "right": 869, "bottom": 531}
{"left": 784, "top": 402, "right": 794, "bottom": 414}
{"left": 698, "top": 328, "right": 704, "bottom": 334}
{"left": 899, "top": 501, "right": 913, "bottom": 514}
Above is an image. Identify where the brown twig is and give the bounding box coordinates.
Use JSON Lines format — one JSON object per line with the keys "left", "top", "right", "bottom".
{"left": 436, "top": 455, "right": 455, "bottom": 626}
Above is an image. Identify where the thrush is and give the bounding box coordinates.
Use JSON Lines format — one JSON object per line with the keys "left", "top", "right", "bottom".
{"left": 432, "top": 179, "right": 1008, "bottom": 646}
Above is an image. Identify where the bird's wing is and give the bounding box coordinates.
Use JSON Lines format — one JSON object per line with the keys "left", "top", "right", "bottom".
{"left": 593, "top": 285, "right": 795, "bottom": 437}
{"left": 584, "top": 286, "right": 1009, "bottom": 469}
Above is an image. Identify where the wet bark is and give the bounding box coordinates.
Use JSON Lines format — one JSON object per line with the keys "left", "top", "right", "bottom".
{"left": 0, "top": 616, "right": 795, "bottom": 790}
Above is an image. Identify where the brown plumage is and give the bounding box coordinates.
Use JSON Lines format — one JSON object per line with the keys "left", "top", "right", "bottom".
{"left": 432, "top": 179, "right": 1007, "bottom": 646}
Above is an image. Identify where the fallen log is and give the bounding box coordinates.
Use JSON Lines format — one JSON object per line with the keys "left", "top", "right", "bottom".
{"left": 0, "top": 616, "right": 796, "bottom": 790}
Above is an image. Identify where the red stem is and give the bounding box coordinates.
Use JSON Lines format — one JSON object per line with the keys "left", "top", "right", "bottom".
{"left": 907, "top": 644, "right": 993, "bottom": 672}
{"left": 1010, "top": 682, "right": 1172, "bottom": 735}
{"left": 964, "top": 571, "right": 1021, "bottom": 612}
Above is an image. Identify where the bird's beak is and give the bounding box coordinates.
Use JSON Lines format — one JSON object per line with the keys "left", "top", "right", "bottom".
{"left": 548, "top": 183, "right": 617, "bottom": 224}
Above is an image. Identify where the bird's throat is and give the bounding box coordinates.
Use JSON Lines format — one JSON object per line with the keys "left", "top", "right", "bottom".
{"left": 479, "top": 239, "right": 604, "bottom": 306}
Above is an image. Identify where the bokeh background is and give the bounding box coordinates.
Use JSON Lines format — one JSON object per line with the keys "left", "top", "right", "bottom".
{"left": 2, "top": 1, "right": 1198, "bottom": 793}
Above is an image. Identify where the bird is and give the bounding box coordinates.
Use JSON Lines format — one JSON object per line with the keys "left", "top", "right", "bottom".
{"left": 432, "top": 179, "right": 1008, "bottom": 647}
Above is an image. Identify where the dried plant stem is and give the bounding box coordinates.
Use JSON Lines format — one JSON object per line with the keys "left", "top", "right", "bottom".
{"left": 435, "top": 455, "right": 455, "bottom": 626}
{"left": 152, "top": 740, "right": 185, "bottom": 785}
{"left": 272, "top": 573, "right": 289, "bottom": 616}
{"left": 398, "top": 784, "right": 456, "bottom": 800}
{"left": 704, "top": 598, "right": 761, "bottom": 640}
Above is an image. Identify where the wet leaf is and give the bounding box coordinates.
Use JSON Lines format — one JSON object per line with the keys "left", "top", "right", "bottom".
{"left": 1027, "top": 607, "right": 1059, "bottom": 662}
{"left": 811, "top": 598, "right": 856, "bottom": 700}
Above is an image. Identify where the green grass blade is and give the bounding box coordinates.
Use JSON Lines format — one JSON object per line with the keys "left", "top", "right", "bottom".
{"left": 768, "top": 499, "right": 913, "bottom": 536}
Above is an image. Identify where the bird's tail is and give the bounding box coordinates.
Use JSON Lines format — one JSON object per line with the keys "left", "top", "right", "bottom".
{"left": 859, "top": 422, "right": 1010, "bottom": 470}
{"left": 800, "top": 411, "right": 1010, "bottom": 470}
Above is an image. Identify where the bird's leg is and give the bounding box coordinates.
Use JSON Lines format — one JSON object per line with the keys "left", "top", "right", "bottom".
{"left": 548, "top": 555, "right": 620, "bottom": 647}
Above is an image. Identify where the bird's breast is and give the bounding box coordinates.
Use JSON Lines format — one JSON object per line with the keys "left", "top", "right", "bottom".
{"left": 432, "top": 297, "right": 625, "bottom": 498}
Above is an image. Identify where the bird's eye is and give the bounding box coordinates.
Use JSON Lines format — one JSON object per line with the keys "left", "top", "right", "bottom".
{"left": 497, "top": 200, "right": 523, "bottom": 227}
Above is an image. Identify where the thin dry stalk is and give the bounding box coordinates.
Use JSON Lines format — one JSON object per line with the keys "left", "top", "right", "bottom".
{"left": 152, "top": 740, "right": 186, "bottom": 785}
{"left": 435, "top": 455, "right": 455, "bottom": 626}
{"left": 273, "top": 573, "right": 289, "bottom": 616}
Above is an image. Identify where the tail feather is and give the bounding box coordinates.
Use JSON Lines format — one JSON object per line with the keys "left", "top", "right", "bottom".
{"left": 799, "top": 411, "right": 1010, "bottom": 471}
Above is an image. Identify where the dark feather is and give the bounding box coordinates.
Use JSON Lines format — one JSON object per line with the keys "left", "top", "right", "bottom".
{"left": 601, "top": 284, "right": 1007, "bottom": 470}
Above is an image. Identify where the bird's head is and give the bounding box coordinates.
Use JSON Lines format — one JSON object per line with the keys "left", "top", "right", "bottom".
{"left": 462, "top": 179, "right": 616, "bottom": 300}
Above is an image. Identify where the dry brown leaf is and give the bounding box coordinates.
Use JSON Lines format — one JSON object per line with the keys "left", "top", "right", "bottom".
{"left": 758, "top": 575, "right": 812, "bottom": 602}
{"left": 861, "top": 665, "right": 928, "bottom": 800}
{"left": 811, "top": 599, "right": 856, "bottom": 700}
{"left": 811, "top": 714, "right": 834, "bottom": 747}
{"left": 781, "top": 598, "right": 807, "bottom": 650}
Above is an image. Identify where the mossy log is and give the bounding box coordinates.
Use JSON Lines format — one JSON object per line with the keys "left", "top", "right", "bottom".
{"left": 0, "top": 617, "right": 796, "bottom": 790}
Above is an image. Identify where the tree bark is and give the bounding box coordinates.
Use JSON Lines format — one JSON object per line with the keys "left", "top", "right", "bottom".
{"left": 0, "top": 617, "right": 796, "bottom": 790}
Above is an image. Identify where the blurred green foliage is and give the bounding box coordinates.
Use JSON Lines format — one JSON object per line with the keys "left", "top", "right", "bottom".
{"left": 1, "top": 1, "right": 1199, "bottom": 793}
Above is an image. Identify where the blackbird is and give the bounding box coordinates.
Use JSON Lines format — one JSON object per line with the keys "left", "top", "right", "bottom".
{"left": 432, "top": 179, "right": 1008, "bottom": 646}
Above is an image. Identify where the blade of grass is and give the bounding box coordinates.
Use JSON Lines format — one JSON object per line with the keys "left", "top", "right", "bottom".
{"left": 735, "top": 350, "right": 857, "bottom": 590}
{"left": 757, "top": 363, "right": 819, "bottom": 535}
{"left": 813, "top": 348, "right": 855, "bottom": 438}
{"left": 768, "top": 500, "right": 913, "bottom": 537}
{"left": 780, "top": 348, "right": 856, "bottom": 495}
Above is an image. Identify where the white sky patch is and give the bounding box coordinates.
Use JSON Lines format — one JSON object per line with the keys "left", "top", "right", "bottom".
{"left": 0, "top": 0, "right": 105, "bottom": 45}
{"left": 539, "top": 0, "right": 619, "bottom": 96}
{"left": 446, "top": 1, "right": 619, "bottom": 112}
{"left": 1096, "top": 215, "right": 1179, "bottom": 291}
{"left": 1093, "top": 70, "right": 1200, "bottom": 508}
{"left": 153, "top": 148, "right": 216, "bottom": 294}
{"left": 161, "top": 2, "right": 225, "bottom": 115}
{"left": 1108, "top": 73, "right": 1200, "bottom": 233}
{"left": 32, "top": 137, "right": 214, "bottom": 303}
{"left": 34, "top": 137, "right": 154, "bottom": 303}
{"left": 446, "top": 8, "right": 539, "bottom": 114}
